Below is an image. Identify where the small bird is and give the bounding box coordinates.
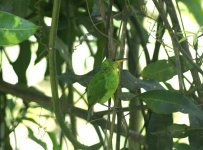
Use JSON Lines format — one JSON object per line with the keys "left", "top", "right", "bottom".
{"left": 87, "top": 58, "right": 122, "bottom": 119}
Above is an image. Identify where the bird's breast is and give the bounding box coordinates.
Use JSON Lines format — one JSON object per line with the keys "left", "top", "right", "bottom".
{"left": 104, "top": 70, "right": 119, "bottom": 89}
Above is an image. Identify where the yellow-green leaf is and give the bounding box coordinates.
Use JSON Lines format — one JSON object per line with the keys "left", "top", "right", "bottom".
{"left": 0, "top": 11, "right": 38, "bottom": 46}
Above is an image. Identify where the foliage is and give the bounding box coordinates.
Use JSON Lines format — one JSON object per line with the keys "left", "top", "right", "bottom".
{"left": 0, "top": 11, "right": 38, "bottom": 46}
{"left": 0, "top": 0, "right": 203, "bottom": 149}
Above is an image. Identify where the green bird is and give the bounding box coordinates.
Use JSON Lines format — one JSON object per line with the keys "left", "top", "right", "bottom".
{"left": 87, "top": 58, "right": 121, "bottom": 115}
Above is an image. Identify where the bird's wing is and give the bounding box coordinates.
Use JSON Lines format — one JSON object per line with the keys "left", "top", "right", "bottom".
{"left": 87, "top": 72, "right": 108, "bottom": 106}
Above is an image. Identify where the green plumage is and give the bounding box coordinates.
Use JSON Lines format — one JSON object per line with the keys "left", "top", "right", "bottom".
{"left": 87, "top": 59, "right": 120, "bottom": 108}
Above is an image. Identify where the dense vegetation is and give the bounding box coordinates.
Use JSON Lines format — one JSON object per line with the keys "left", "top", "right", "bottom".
{"left": 1, "top": 0, "right": 203, "bottom": 149}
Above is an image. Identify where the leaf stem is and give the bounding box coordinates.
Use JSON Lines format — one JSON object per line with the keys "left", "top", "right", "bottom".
{"left": 48, "top": 0, "right": 89, "bottom": 149}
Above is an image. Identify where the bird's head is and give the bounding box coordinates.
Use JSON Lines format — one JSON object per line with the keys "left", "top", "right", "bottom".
{"left": 101, "top": 58, "right": 126, "bottom": 70}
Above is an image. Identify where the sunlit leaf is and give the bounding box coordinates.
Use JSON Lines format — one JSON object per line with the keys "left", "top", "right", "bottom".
{"left": 179, "top": 37, "right": 187, "bottom": 43}
{"left": 0, "top": 11, "right": 38, "bottom": 46}
{"left": 193, "top": 33, "right": 198, "bottom": 48}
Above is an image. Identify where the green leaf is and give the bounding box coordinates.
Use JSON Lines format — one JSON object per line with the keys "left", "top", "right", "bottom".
{"left": 173, "top": 143, "right": 191, "bottom": 150}
{"left": 163, "top": 82, "right": 175, "bottom": 91}
{"left": 118, "top": 92, "right": 136, "bottom": 101}
{"left": 152, "top": 123, "right": 203, "bottom": 139}
{"left": 12, "top": 40, "right": 31, "bottom": 83}
{"left": 59, "top": 68, "right": 100, "bottom": 87}
{"left": 146, "top": 114, "right": 173, "bottom": 150}
{"left": 167, "top": 124, "right": 189, "bottom": 138}
{"left": 47, "top": 132, "right": 61, "bottom": 150}
{"left": 178, "top": 37, "right": 188, "bottom": 43}
{"left": 150, "top": 124, "right": 188, "bottom": 138}
{"left": 141, "top": 56, "right": 192, "bottom": 81}
{"left": 138, "top": 90, "right": 203, "bottom": 120}
{"left": 12, "top": 0, "right": 31, "bottom": 17}
{"left": 188, "top": 116, "right": 203, "bottom": 150}
{"left": 181, "top": 0, "right": 203, "bottom": 26}
{"left": 141, "top": 59, "right": 175, "bottom": 81}
{"left": 0, "top": 11, "right": 38, "bottom": 46}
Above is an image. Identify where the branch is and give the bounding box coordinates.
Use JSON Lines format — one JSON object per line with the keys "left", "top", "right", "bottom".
{"left": 0, "top": 80, "right": 145, "bottom": 144}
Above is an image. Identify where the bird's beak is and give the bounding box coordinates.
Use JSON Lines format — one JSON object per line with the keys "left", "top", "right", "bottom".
{"left": 115, "top": 58, "right": 127, "bottom": 63}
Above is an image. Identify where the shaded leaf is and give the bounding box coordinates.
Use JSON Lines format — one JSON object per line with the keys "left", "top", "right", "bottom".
{"left": 59, "top": 70, "right": 164, "bottom": 92}
{"left": 166, "top": 124, "right": 189, "bottom": 138}
{"left": 0, "top": 0, "right": 13, "bottom": 12}
{"left": 141, "top": 56, "right": 192, "bottom": 81}
{"left": 146, "top": 114, "right": 173, "bottom": 150}
{"left": 58, "top": 68, "right": 100, "bottom": 87}
{"left": 163, "top": 82, "right": 175, "bottom": 91}
{"left": 0, "top": 11, "right": 38, "bottom": 46}
{"left": 152, "top": 123, "right": 203, "bottom": 139}
{"left": 188, "top": 115, "right": 203, "bottom": 150}
{"left": 55, "top": 37, "right": 70, "bottom": 63}
{"left": 138, "top": 90, "right": 203, "bottom": 120}
{"left": 12, "top": 0, "right": 31, "bottom": 17}
{"left": 173, "top": 143, "right": 191, "bottom": 150}
{"left": 12, "top": 40, "right": 31, "bottom": 83}
{"left": 121, "top": 70, "right": 164, "bottom": 91}
{"left": 35, "top": 26, "right": 49, "bottom": 64}
{"left": 118, "top": 92, "right": 136, "bottom": 101}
